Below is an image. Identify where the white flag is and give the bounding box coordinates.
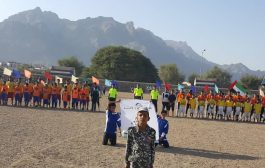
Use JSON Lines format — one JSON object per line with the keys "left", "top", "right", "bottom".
{"left": 55, "top": 76, "right": 63, "bottom": 84}
{"left": 259, "top": 88, "right": 264, "bottom": 97}
{"left": 3, "top": 68, "right": 12, "bottom": 76}
{"left": 71, "top": 75, "right": 78, "bottom": 83}
{"left": 120, "top": 99, "right": 159, "bottom": 140}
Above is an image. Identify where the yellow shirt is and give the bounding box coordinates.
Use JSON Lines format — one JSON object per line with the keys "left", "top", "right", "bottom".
{"left": 190, "top": 98, "right": 196, "bottom": 110}
{"left": 208, "top": 99, "right": 216, "bottom": 105}
{"left": 254, "top": 103, "right": 262, "bottom": 114}
{"left": 134, "top": 87, "right": 143, "bottom": 97}
{"left": 7, "top": 82, "right": 14, "bottom": 92}
{"left": 199, "top": 100, "right": 205, "bottom": 106}
{"left": 244, "top": 102, "right": 251, "bottom": 113}
{"left": 150, "top": 89, "right": 159, "bottom": 100}
{"left": 218, "top": 100, "right": 225, "bottom": 107}
{"left": 180, "top": 98, "right": 186, "bottom": 105}
{"left": 226, "top": 101, "right": 233, "bottom": 107}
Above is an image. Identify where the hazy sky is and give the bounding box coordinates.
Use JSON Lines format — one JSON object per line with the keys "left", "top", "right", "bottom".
{"left": 0, "top": 0, "right": 265, "bottom": 70}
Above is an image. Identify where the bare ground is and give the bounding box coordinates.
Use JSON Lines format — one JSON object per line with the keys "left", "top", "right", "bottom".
{"left": 0, "top": 92, "right": 265, "bottom": 168}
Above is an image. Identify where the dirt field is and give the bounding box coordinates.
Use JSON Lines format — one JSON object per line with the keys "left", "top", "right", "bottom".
{"left": 0, "top": 92, "right": 265, "bottom": 168}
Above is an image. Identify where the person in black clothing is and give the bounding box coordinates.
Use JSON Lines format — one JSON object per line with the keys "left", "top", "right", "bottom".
{"left": 91, "top": 84, "right": 100, "bottom": 111}
{"left": 168, "top": 89, "right": 176, "bottom": 116}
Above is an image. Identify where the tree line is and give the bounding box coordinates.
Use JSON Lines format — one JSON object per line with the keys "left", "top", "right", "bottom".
{"left": 58, "top": 46, "right": 263, "bottom": 90}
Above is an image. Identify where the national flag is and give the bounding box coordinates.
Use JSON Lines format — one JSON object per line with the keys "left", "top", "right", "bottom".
{"left": 105, "top": 79, "right": 112, "bottom": 86}
{"left": 156, "top": 80, "right": 162, "bottom": 88}
{"left": 229, "top": 80, "right": 247, "bottom": 96}
{"left": 24, "top": 69, "right": 32, "bottom": 78}
{"left": 92, "top": 76, "right": 99, "bottom": 85}
{"left": 55, "top": 76, "right": 63, "bottom": 84}
{"left": 44, "top": 71, "right": 52, "bottom": 80}
{"left": 178, "top": 84, "right": 184, "bottom": 91}
{"left": 3, "top": 68, "right": 12, "bottom": 76}
{"left": 194, "top": 78, "right": 216, "bottom": 87}
{"left": 71, "top": 75, "right": 79, "bottom": 83}
{"left": 12, "top": 69, "right": 21, "bottom": 78}
{"left": 214, "top": 85, "right": 219, "bottom": 93}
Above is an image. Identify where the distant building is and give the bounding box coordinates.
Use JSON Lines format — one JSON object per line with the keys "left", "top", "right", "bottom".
{"left": 50, "top": 66, "right": 75, "bottom": 78}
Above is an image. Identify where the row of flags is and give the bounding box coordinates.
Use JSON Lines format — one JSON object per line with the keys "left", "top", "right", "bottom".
{"left": 3, "top": 67, "right": 265, "bottom": 96}
{"left": 2, "top": 67, "right": 101, "bottom": 84}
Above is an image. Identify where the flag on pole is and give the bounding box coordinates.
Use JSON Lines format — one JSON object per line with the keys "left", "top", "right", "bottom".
{"left": 214, "top": 84, "right": 219, "bottom": 93}
{"left": 12, "top": 69, "right": 21, "bottom": 78}
{"left": 112, "top": 80, "right": 118, "bottom": 87}
{"left": 71, "top": 75, "right": 79, "bottom": 83}
{"left": 191, "top": 85, "right": 196, "bottom": 94}
{"left": 164, "top": 83, "right": 172, "bottom": 91}
{"left": 44, "top": 71, "right": 52, "bottom": 80}
{"left": 92, "top": 76, "right": 99, "bottom": 85}
{"left": 259, "top": 87, "right": 264, "bottom": 97}
{"left": 55, "top": 76, "right": 63, "bottom": 84}
{"left": 229, "top": 80, "right": 247, "bottom": 96}
{"left": 105, "top": 79, "right": 112, "bottom": 86}
{"left": 3, "top": 68, "right": 12, "bottom": 76}
{"left": 204, "top": 85, "right": 209, "bottom": 92}
{"left": 156, "top": 80, "right": 162, "bottom": 88}
{"left": 24, "top": 69, "right": 32, "bottom": 78}
{"left": 182, "top": 81, "right": 191, "bottom": 87}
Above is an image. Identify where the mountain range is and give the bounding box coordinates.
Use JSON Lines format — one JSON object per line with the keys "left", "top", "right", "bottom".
{"left": 0, "top": 7, "right": 264, "bottom": 80}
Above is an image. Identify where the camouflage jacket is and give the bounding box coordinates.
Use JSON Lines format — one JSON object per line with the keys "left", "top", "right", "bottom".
{"left": 125, "top": 125, "right": 156, "bottom": 168}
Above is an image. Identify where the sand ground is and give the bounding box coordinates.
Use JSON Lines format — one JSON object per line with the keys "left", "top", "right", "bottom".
{"left": 0, "top": 92, "right": 265, "bottom": 168}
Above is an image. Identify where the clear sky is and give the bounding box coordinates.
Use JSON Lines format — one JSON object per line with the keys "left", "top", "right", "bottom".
{"left": 0, "top": 0, "right": 265, "bottom": 70}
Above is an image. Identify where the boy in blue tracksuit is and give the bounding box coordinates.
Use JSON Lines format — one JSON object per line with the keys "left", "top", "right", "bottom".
{"left": 103, "top": 103, "right": 121, "bottom": 146}
{"left": 157, "top": 110, "right": 169, "bottom": 148}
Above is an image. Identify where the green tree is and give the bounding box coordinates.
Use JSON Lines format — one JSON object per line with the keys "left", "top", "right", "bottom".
{"left": 90, "top": 46, "right": 159, "bottom": 82}
{"left": 204, "top": 66, "right": 232, "bottom": 87}
{"left": 240, "top": 74, "right": 262, "bottom": 90}
{"left": 159, "top": 64, "right": 185, "bottom": 84}
{"left": 188, "top": 73, "right": 199, "bottom": 84}
{"left": 58, "top": 56, "right": 85, "bottom": 76}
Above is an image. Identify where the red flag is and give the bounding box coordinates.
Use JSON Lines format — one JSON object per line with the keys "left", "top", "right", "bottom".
{"left": 229, "top": 80, "right": 237, "bottom": 90}
{"left": 163, "top": 81, "right": 171, "bottom": 91}
{"left": 204, "top": 85, "right": 209, "bottom": 92}
{"left": 92, "top": 76, "right": 99, "bottom": 85}
{"left": 44, "top": 71, "right": 52, "bottom": 80}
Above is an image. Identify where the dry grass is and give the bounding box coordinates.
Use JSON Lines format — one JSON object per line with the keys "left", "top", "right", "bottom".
{"left": 0, "top": 92, "right": 265, "bottom": 168}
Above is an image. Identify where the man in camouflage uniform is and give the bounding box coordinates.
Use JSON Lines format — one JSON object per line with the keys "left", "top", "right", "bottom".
{"left": 125, "top": 107, "right": 156, "bottom": 168}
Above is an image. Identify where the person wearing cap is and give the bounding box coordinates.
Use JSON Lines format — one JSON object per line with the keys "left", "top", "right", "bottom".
{"left": 102, "top": 103, "right": 121, "bottom": 146}
{"left": 125, "top": 106, "right": 156, "bottom": 168}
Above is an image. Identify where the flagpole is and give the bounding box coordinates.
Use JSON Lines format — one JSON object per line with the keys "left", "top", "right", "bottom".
{"left": 200, "top": 49, "right": 206, "bottom": 78}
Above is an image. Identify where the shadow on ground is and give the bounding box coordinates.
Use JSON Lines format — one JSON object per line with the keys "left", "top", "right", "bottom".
{"left": 156, "top": 146, "right": 259, "bottom": 160}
